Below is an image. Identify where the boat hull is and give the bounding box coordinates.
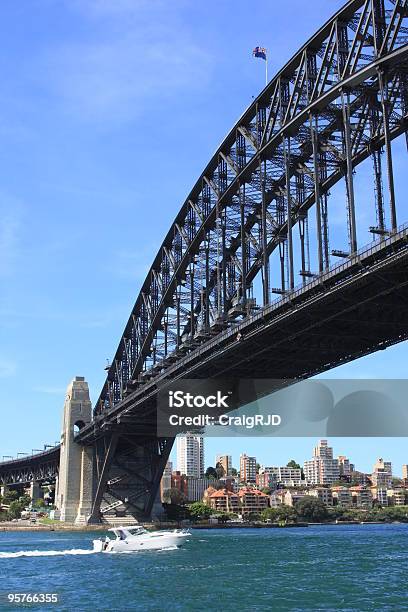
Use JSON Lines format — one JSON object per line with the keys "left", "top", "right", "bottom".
{"left": 93, "top": 530, "right": 189, "bottom": 553}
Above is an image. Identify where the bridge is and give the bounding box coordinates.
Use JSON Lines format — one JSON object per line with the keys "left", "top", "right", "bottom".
{"left": 1, "top": 0, "right": 408, "bottom": 523}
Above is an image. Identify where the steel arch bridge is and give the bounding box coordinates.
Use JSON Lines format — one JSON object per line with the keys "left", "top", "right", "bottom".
{"left": 1, "top": 0, "right": 408, "bottom": 521}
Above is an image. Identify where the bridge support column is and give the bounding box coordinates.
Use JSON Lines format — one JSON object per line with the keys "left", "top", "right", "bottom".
{"left": 56, "top": 377, "right": 94, "bottom": 524}
{"left": 29, "top": 481, "right": 42, "bottom": 504}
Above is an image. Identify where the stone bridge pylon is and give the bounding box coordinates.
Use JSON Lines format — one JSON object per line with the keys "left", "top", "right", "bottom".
{"left": 55, "top": 376, "right": 93, "bottom": 524}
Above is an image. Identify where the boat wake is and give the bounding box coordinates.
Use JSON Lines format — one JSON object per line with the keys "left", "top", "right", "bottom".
{"left": 0, "top": 544, "right": 182, "bottom": 558}
{"left": 0, "top": 549, "right": 97, "bottom": 558}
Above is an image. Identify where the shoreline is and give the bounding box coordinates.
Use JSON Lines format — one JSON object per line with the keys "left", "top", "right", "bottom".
{"left": 1, "top": 520, "right": 407, "bottom": 532}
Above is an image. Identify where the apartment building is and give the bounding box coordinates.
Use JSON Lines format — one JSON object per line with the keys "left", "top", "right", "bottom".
{"left": 309, "top": 487, "right": 333, "bottom": 506}
{"left": 176, "top": 434, "right": 204, "bottom": 478}
{"left": 332, "top": 486, "right": 352, "bottom": 507}
{"left": 205, "top": 488, "right": 240, "bottom": 513}
{"left": 304, "top": 440, "right": 340, "bottom": 485}
{"left": 258, "top": 466, "right": 303, "bottom": 488}
{"left": 350, "top": 486, "right": 373, "bottom": 508}
{"left": 240, "top": 454, "right": 257, "bottom": 483}
{"left": 371, "top": 458, "right": 392, "bottom": 488}
{"left": 186, "top": 477, "right": 219, "bottom": 502}
{"left": 215, "top": 455, "right": 232, "bottom": 476}
{"left": 284, "top": 490, "right": 308, "bottom": 507}
{"left": 238, "top": 487, "right": 270, "bottom": 515}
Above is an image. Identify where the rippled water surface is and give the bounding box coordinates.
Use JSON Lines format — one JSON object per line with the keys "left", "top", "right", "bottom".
{"left": 0, "top": 524, "right": 407, "bottom": 611}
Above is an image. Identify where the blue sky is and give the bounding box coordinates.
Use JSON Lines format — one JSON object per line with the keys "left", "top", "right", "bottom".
{"left": 0, "top": 0, "right": 407, "bottom": 475}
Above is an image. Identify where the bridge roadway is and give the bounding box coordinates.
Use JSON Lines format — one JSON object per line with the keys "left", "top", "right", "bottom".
{"left": 0, "top": 447, "right": 59, "bottom": 487}
{"left": 78, "top": 223, "right": 408, "bottom": 443}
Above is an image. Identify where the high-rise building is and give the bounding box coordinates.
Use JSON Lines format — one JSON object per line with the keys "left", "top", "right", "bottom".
{"left": 304, "top": 440, "right": 340, "bottom": 485}
{"left": 371, "top": 458, "right": 392, "bottom": 488}
{"left": 240, "top": 454, "right": 257, "bottom": 483}
{"left": 216, "top": 454, "right": 232, "bottom": 476}
{"left": 402, "top": 465, "right": 408, "bottom": 480}
{"left": 176, "top": 433, "right": 204, "bottom": 478}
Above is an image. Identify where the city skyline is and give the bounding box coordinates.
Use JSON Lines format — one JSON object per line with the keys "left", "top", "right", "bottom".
{"left": 171, "top": 438, "right": 407, "bottom": 478}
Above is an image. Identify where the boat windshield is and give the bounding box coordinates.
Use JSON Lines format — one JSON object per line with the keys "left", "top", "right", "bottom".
{"left": 127, "top": 527, "right": 147, "bottom": 536}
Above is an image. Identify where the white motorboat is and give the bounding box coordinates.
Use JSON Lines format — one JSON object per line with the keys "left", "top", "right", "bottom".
{"left": 93, "top": 525, "right": 190, "bottom": 553}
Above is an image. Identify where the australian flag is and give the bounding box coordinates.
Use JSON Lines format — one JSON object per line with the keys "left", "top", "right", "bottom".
{"left": 253, "top": 46, "right": 267, "bottom": 61}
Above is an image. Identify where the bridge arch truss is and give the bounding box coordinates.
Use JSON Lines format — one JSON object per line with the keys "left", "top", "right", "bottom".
{"left": 95, "top": 0, "right": 408, "bottom": 415}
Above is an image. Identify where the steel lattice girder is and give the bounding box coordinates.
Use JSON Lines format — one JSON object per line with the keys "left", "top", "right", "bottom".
{"left": 91, "top": 0, "right": 408, "bottom": 416}
{"left": 0, "top": 448, "right": 60, "bottom": 485}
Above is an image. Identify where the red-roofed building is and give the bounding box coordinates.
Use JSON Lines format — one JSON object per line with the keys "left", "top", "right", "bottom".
{"left": 205, "top": 488, "right": 240, "bottom": 513}
{"left": 238, "top": 487, "right": 270, "bottom": 515}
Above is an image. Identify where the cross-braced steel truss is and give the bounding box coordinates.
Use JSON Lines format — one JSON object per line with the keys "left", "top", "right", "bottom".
{"left": 93, "top": 0, "right": 408, "bottom": 416}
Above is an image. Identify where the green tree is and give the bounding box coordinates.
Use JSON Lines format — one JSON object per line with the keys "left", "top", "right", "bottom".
{"left": 246, "top": 511, "right": 261, "bottom": 522}
{"left": 295, "top": 496, "right": 328, "bottom": 522}
{"left": 7, "top": 500, "right": 24, "bottom": 519}
{"left": 19, "top": 494, "right": 31, "bottom": 507}
{"left": 287, "top": 460, "right": 301, "bottom": 470}
{"left": 216, "top": 512, "right": 236, "bottom": 524}
{"left": 163, "top": 503, "right": 187, "bottom": 521}
{"left": 261, "top": 508, "right": 280, "bottom": 522}
{"left": 188, "top": 502, "right": 212, "bottom": 522}
{"left": 230, "top": 468, "right": 238, "bottom": 477}
{"left": 2, "top": 488, "right": 18, "bottom": 504}
{"left": 205, "top": 466, "right": 218, "bottom": 480}
{"left": 165, "top": 488, "right": 186, "bottom": 506}
{"left": 215, "top": 462, "right": 225, "bottom": 479}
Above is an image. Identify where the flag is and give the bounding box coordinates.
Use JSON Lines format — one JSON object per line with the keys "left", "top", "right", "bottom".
{"left": 253, "top": 46, "right": 267, "bottom": 61}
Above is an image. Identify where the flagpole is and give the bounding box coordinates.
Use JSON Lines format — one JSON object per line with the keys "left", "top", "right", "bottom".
{"left": 265, "top": 53, "right": 268, "bottom": 86}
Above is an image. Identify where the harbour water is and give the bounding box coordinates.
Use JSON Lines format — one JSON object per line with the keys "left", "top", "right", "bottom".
{"left": 0, "top": 524, "right": 407, "bottom": 611}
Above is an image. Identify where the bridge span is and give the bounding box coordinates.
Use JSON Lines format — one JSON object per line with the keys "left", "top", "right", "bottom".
{"left": 1, "top": 0, "right": 408, "bottom": 523}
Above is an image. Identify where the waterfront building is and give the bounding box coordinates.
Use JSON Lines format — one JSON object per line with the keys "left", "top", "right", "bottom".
{"left": 371, "top": 458, "right": 392, "bottom": 488}
{"left": 284, "top": 490, "right": 308, "bottom": 507}
{"left": 215, "top": 455, "right": 232, "bottom": 476}
{"left": 350, "top": 486, "right": 373, "bottom": 508}
{"left": 309, "top": 487, "right": 333, "bottom": 506}
{"left": 238, "top": 487, "right": 269, "bottom": 515}
{"left": 331, "top": 486, "right": 352, "bottom": 507}
{"left": 372, "top": 487, "right": 388, "bottom": 506}
{"left": 270, "top": 491, "right": 285, "bottom": 507}
{"left": 176, "top": 433, "right": 204, "bottom": 478}
{"left": 205, "top": 488, "right": 240, "bottom": 513}
{"left": 160, "top": 461, "right": 173, "bottom": 502}
{"left": 304, "top": 440, "right": 340, "bottom": 485}
{"left": 240, "top": 454, "right": 257, "bottom": 483}
{"left": 388, "top": 488, "right": 407, "bottom": 506}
